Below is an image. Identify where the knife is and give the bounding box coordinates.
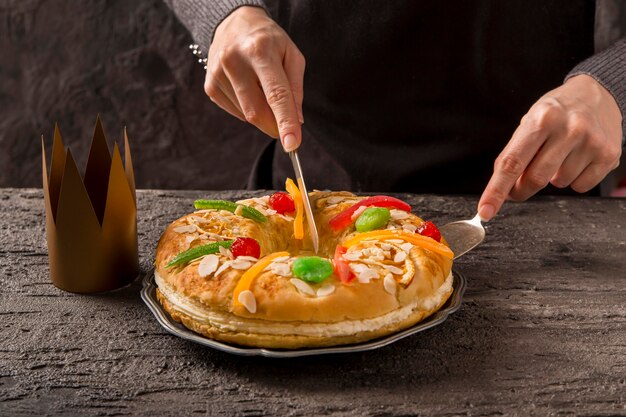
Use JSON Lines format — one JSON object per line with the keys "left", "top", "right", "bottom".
{"left": 288, "top": 151, "right": 319, "bottom": 253}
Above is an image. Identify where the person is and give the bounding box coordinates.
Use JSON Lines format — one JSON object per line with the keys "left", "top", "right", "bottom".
{"left": 166, "top": 1, "right": 625, "bottom": 222}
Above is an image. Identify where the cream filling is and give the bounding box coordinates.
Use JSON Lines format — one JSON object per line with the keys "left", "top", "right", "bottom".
{"left": 155, "top": 271, "right": 453, "bottom": 338}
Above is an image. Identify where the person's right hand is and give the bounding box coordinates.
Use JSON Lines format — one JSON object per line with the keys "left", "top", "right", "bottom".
{"left": 205, "top": 6, "right": 305, "bottom": 152}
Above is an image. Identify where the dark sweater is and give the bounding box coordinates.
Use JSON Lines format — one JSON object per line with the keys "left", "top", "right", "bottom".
{"left": 166, "top": 0, "right": 626, "bottom": 193}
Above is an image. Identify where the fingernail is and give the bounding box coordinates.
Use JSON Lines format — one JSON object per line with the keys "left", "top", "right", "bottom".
{"left": 282, "top": 133, "right": 298, "bottom": 152}
{"left": 478, "top": 204, "right": 495, "bottom": 222}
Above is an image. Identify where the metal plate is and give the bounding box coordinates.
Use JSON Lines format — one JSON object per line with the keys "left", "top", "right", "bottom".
{"left": 141, "top": 269, "right": 466, "bottom": 358}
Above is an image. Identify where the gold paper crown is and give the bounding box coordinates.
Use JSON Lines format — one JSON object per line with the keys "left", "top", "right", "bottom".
{"left": 41, "top": 117, "right": 139, "bottom": 293}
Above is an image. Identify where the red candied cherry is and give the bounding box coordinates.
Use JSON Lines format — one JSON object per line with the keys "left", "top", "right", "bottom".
{"left": 268, "top": 192, "right": 295, "bottom": 214}
{"left": 230, "top": 237, "right": 261, "bottom": 259}
{"left": 417, "top": 221, "right": 441, "bottom": 242}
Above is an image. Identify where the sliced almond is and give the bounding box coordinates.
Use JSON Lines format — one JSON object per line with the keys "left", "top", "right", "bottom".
{"left": 316, "top": 283, "right": 336, "bottom": 297}
{"left": 342, "top": 251, "right": 362, "bottom": 261}
{"left": 236, "top": 256, "right": 259, "bottom": 263}
{"left": 214, "top": 261, "right": 232, "bottom": 277}
{"left": 359, "top": 258, "right": 384, "bottom": 267}
{"left": 357, "top": 268, "right": 379, "bottom": 284}
{"left": 173, "top": 224, "right": 197, "bottom": 234}
{"left": 399, "top": 258, "right": 416, "bottom": 286}
{"left": 218, "top": 246, "right": 233, "bottom": 258}
{"left": 234, "top": 205, "right": 244, "bottom": 216}
{"left": 351, "top": 205, "right": 367, "bottom": 221}
{"left": 327, "top": 196, "right": 349, "bottom": 204}
{"left": 231, "top": 259, "right": 253, "bottom": 270}
{"left": 290, "top": 278, "right": 315, "bottom": 296}
{"left": 366, "top": 247, "right": 385, "bottom": 261}
{"left": 197, "top": 254, "right": 219, "bottom": 277}
{"left": 369, "top": 247, "right": 383, "bottom": 256}
{"left": 252, "top": 197, "right": 269, "bottom": 206}
{"left": 393, "top": 251, "right": 407, "bottom": 263}
{"left": 382, "top": 264, "right": 404, "bottom": 275}
{"left": 402, "top": 224, "right": 417, "bottom": 233}
{"left": 266, "top": 209, "right": 277, "bottom": 215}
{"left": 350, "top": 263, "right": 369, "bottom": 274}
{"left": 238, "top": 290, "right": 257, "bottom": 313}
{"left": 270, "top": 263, "right": 292, "bottom": 277}
{"left": 189, "top": 216, "right": 210, "bottom": 224}
{"left": 390, "top": 209, "right": 410, "bottom": 220}
{"left": 383, "top": 273, "right": 397, "bottom": 295}
{"left": 400, "top": 242, "right": 414, "bottom": 253}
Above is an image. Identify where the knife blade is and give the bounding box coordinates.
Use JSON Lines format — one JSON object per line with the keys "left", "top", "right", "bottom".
{"left": 288, "top": 150, "right": 319, "bottom": 253}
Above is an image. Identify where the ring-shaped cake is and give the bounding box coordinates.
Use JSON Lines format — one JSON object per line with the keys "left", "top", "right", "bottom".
{"left": 154, "top": 189, "right": 454, "bottom": 349}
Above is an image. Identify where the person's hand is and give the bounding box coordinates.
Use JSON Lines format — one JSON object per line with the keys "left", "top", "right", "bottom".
{"left": 205, "top": 6, "right": 305, "bottom": 152}
{"left": 478, "top": 74, "right": 623, "bottom": 221}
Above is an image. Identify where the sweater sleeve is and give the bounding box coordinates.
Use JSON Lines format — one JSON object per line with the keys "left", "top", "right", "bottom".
{"left": 566, "top": 37, "right": 626, "bottom": 146}
{"left": 164, "top": 0, "right": 268, "bottom": 49}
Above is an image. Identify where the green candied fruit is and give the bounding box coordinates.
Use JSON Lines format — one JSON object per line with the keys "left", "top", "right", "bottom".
{"left": 194, "top": 199, "right": 238, "bottom": 212}
{"left": 292, "top": 256, "right": 334, "bottom": 283}
{"left": 194, "top": 199, "right": 267, "bottom": 223}
{"left": 355, "top": 207, "right": 391, "bottom": 232}
{"left": 166, "top": 240, "right": 234, "bottom": 268}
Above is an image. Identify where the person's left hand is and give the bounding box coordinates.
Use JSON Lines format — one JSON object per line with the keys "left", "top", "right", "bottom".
{"left": 478, "top": 74, "right": 623, "bottom": 221}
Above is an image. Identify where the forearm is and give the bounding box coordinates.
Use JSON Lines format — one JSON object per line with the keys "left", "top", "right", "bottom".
{"left": 163, "top": 0, "right": 267, "bottom": 48}
{"left": 566, "top": 37, "right": 626, "bottom": 145}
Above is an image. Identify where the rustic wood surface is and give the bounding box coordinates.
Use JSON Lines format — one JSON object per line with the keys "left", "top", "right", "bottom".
{"left": 1, "top": 189, "right": 625, "bottom": 416}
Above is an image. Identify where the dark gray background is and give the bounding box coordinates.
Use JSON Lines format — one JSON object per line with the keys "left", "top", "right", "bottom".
{"left": 0, "top": 0, "right": 267, "bottom": 190}
{"left": 1, "top": 0, "right": 625, "bottom": 191}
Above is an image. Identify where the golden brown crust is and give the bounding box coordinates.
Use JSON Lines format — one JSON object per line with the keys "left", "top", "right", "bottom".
{"left": 157, "top": 282, "right": 453, "bottom": 349}
{"left": 154, "top": 191, "right": 454, "bottom": 348}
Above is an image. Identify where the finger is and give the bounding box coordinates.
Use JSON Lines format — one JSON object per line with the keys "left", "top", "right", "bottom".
{"left": 478, "top": 122, "right": 549, "bottom": 221}
{"left": 570, "top": 162, "right": 606, "bottom": 193}
{"left": 215, "top": 76, "right": 245, "bottom": 115}
{"left": 204, "top": 72, "right": 246, "bottom": 122}
{"left": 223, "top": 64, "right": 279, "bottom": 138}
{"left": 508, "top": 132, "right": 578, "bottom": 201}
{"left": 284, "top": 45, "right": 305, "bottom": 124}
{"left": 210, "top": 65, "right": 245, "bottom": 115}
{"left": 549, "top": 144, "right": 592, "bottom": 188}
{"left": 251, "top": 58, "right": 302, "bottom": 152}
{"left": 206, "top": 82, "right": 246, "bottom": 122}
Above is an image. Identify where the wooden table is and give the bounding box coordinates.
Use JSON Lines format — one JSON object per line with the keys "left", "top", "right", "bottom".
{"left": 1, "top": 189, "right": 625, "bottom": 416}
